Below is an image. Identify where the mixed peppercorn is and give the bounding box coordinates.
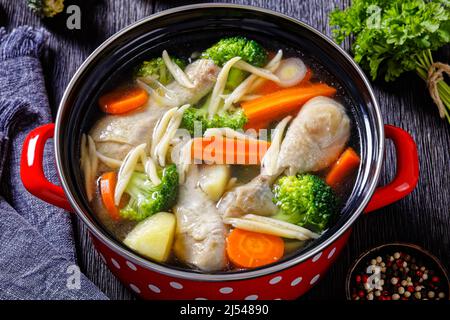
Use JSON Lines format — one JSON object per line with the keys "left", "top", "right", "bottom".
{"left": 350, "top": 250, "right": 448, "bottom": 301}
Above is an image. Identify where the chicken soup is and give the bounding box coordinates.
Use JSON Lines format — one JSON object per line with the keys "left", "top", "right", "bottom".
{"left": 81, "top": 37, "right": 360, "bottom": 272}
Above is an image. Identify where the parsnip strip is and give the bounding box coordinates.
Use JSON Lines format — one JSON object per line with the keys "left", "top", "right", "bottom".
{"left": 224, "top": 217, "right": 310, "bottom": 241}
{"left": 114, "top": 143, "right": 147, "bottom": 205}
{"left": 144, "top": 157, "right": 161, "bottom": 186}
{"left": 261, "top": 116, "right": 292, "bottom": 176}
{"left": 248, "top": 50, "right": 284, "bottom": 92}
{"left": 96, "top": 151, "right": 144, "bottom": 172}
{"left": 136, "top": 79, "right": 176, "bottom": 107}
{"left": 222, "top": 50, "right": 283, "bottom": 110}
{"left": 208, "top": 57, "right": 241, "bottom": 117}
{"left": 96, "top": 151, "right": 122, "bottom": 168}
{"left": 240, "top": 94, "right": 262, "bottom": 102}
{"left": 234, "top": 60, "right": 280, "bottom": 82}
{"left": 155, "top": 104, "right": 190, "bottom": 167}
{"left": 152, "top": 107, "right": 178, "bottom": 160}
{"left": 243, "top": 214, "right": 319, "bottom": 239}
{"left": 162, "top": 50, "right": 194, "bottom": 88}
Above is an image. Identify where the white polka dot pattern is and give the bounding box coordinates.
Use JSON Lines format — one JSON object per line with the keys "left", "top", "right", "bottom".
{"left": 269, "top": 276, "right": 282, "bottom": 285}
{"left": 291, "top": 277, "right": 302, "bottom": 286}
{"left": 129, "top": 283, "right": 141, "bottom": 294}
{"left": 170, "top": 281, "right": 183, "bottom": 289}
{"left": 245, "top": 294, "right": 258, "bottom": 300}
{"left": 126, "top": 261, "right": 137, "bottom": 271}
{"left": 111, "top": 258, "right": 120, "bottom": 269}
{"left": 148, "top": 284, "right": 161, "bottom": 293}
{"left": 327, "top": 247, "right": 337, "bottom": 259}
{"left": 310, "top": 274, "right": 320, "bottom": 285}
{"left": 219, "top": 287, "right": 233, "bottom": 294}
{"left": 312, "top": 252, "right": 322, "bottom": 262}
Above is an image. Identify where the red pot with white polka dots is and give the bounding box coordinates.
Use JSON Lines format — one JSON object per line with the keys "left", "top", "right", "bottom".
{"left": 90, "top": 230, "right": 351, "bottom": 300}
{"left": 19, "top": 4, "right": 420, "bottom": 300}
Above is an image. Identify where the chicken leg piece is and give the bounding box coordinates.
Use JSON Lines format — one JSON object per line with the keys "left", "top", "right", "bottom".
{"left": 218, "top": 96, "right": 350, "bottom": 218}
{"left": 173, "top": 165, "right": 228, "bottom": 271}
{"left": 277, "top": 96, "right": 350, "bottom": 175}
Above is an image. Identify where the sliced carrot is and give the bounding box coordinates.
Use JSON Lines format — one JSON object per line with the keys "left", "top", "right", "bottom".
{"left": 100, "top": 172, "right": 121, "bottom": 221}
{"left": 190, "top": 136, "right": 270, "bottom": 165}
{"left": 244, "top": 118, "right": 271, "bottom": 131}
{"left": 242, "top": 82, "right": 336, "bottom": 126}
{"left": 98, "top": 86, "right": 149, "bottom": 114}
{"left": 326, "top": 147, "right": 361, "bottom": 188}
{"left": 226, "top": 228, "right": 284, "bottom": 269}
{"left": 254, "top": 68, "right": 313, "bottom": 95}
{"left": 255, "top": 79, "right": 283, "bottom": 95}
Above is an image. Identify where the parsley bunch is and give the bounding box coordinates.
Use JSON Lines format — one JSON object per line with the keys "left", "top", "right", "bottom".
{"left": 330, "top": 0, "right": 450, "bottom": 122}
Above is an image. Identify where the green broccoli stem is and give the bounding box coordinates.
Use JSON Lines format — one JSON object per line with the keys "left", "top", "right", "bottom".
{"left": 226, "top": 68, "right": 248, "bottom": 90}
{"left": 415, "top": 49, "right": 450, "bottom": 123}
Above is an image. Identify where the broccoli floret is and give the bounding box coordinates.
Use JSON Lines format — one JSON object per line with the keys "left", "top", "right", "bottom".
{"left": 120, "top": 165, "right": 179, "bottom": 221}
{"left": 27, "top": 0, "right": 64, "bottom": 17}
{"left": 272, "top": 174, "right": 338, "bottom": 233}
{"left": 201, "top": 36, "right": 268, "bottom": 67}
{"left": 180, "top": 95, "right": 247, "bottom": 135}
{"left": 135, "top": 57, "right": 186, "bottom": 85}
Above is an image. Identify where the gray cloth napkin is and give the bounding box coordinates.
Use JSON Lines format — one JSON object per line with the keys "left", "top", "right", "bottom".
{"left": 0, "top": 26, "right": 107, "bottom": 300}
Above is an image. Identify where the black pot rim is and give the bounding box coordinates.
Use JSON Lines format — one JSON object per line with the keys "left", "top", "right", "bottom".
{"left": 54, "top": 3, "right": 384, "bottom": 281}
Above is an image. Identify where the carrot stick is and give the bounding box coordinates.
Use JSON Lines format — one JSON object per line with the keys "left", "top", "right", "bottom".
{"left": 254, "top": 68, "right": 313, "bottom": 95}
{"left": 100, "top": 172, "right": 121, "bottom": 221}
{"left": 326, "top": 147, "right": 361, "bottom": 188}
{"left": 191, "top": 136, "right": 270, "bottom": 165}
{"left": 242, "top": 82, "right": 336, "bottom": 126}
{"left": 226, "top": 228, "right": 284, "bottom": 269}
{"left": 98, "top": 86, "right": 149, "bottom": 114}
{"left": 244, "top": 118, "right": 271, "bottom": 131}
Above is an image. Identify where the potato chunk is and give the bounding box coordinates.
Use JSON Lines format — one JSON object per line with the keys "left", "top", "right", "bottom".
{"left": 199, "top": 165, "right": 231, "bottom": 201}
{"left": 124, "top": 212, "right": 176, "bottom": 262}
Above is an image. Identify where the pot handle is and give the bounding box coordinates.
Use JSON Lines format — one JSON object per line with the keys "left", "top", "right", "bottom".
{"left": 20, "top": 123, "right": 73, "bottom": 211}
{"left": 364, "top": 125, "right": 419, "bottom": 213}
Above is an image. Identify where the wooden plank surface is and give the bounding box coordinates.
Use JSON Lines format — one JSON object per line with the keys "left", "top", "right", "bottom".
{"left": 1, "top": 0, "right": 449, "bottom": 300}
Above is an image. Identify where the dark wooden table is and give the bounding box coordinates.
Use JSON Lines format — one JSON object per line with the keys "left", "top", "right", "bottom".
{"left": 2, "top": 0, "right": 449, "bottom": 300}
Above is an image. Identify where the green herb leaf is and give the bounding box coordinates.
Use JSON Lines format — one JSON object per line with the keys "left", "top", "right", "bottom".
{"left": 330, "top": 0, "right": 450, "bottom": 82}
